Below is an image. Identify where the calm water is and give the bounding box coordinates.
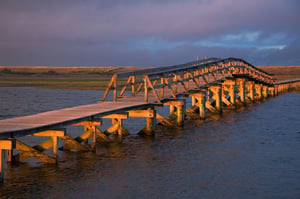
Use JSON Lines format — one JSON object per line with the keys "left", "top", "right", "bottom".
{"left": 0, "top": 87, "right": 300, "bottom": 199}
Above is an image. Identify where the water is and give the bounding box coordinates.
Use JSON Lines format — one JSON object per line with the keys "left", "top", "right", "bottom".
{"left": 0, "top": 87, "right": 300, "bottom": 199}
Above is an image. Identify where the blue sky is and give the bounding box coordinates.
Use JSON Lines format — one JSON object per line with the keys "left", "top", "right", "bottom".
{"left": 0, "top": 0, "right": 299, "bottom": 66}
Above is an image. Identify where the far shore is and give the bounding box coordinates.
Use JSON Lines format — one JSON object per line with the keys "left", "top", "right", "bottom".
{"left": 0, "top": 65, "right": 299, "bottom": 90}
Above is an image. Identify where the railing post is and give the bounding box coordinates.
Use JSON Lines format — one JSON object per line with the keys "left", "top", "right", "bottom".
{"left": 131, "top": 76, "right": 135, "bottom": 96}
{"left": 113, "top": 74, "right": 117, "bottom": 102}
{"left": 144, "top": 75, "right": 148, "bottom": 103}
{"left": 160, "top": 76, "right": 164, "bottom": 98}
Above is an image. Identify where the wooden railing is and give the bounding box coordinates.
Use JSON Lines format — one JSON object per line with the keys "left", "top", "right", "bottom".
{"left": 100, "top": 57, "right": 276, "bottom": 103}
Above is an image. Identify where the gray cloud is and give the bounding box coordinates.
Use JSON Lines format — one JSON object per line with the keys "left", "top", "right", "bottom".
{"left": 0, "top": 0, "right": 299, "bottom": 66}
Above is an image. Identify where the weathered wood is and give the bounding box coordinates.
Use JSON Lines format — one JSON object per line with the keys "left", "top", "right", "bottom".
{"left": 0, "top": 101, "right": 156, "bottom": 139}
{"left": 139, "top": 108, "right": 156, "bottom": 136}
{"left": 176, "top": 104, "right": 185, "bottom": 127}
{"left": 156, "top": 113, "right": 173, "bottom": 127}
{"left": 30, "top": 130, "right": 65, "bottom": 137}
{"left": 74, "top": 121, "right": 101, "bottom": 126}
{"left": 59, "top": 135, "right": 89, "bottom": 151}
{"left": 101, "top": 74, "right": 117, "bottom": 102}
{"left": 0, "top": 140, "right": 15, "bottom": 181}
{"left": 0, "top": 150, "right": 4, "bottom": 182}
{"left": 236, "top": 78, "right": 246, "bottom": 105}
{"left": 209, "top": 85, "right": 222, "bottom": 114}
{"left": 102, "top": 113, "right": 128, "bottom": 119}
{"left": 128, "top": 109, "right": 155, "bottom": 118}
{"left": 14, "top": 140, "right": 56, "bottom": 163}
{"left": 0, "top": 140, "right": 14, "bottom": 150}
{"left": 95, "top": 128, "right": 111, "bottom": 142}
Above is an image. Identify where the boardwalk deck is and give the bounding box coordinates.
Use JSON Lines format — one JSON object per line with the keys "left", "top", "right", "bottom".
{"left": 0, "top": 100, "right": 157, "bottom": 139}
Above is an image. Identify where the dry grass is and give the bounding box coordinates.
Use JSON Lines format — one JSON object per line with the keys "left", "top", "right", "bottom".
{"left": 0, "top": 66, "right": 149, "bottom": 90}
{"left": 0, "top": 65, "right": 299, "bottom": 90}
{"left": 257, "top": 66, "right": 300, "bottom": 81}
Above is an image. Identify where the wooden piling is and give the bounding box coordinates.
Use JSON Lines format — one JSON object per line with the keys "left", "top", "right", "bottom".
{"left": 236, "top": 78, "right": 246, "bottom": 105}
{"left": 209, "top": 85, "right": 222, "bottom": 114}
{"left": 255, "top": 84, "right": 263, "bottom": 101}
{"left": 0, "top": 140, "right": 15, "bottom": 182}
{"left": 263, "top": 86, "right": 269, "bottom": 99}
{"left": 190, "top": 92, "right": 207, "bottom": 120}
{"left": 246, "top": 81, "right": 256, "bottom": 102}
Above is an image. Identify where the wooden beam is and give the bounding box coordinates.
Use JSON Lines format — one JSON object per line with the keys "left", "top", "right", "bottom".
{"left": 59, "top": 135, "right": 89, "bottom": 151}
{"left": 101, "top": 74, "right": 117, "bottom": 102}
{"left": 164, "top": 101, "right": 185, "bottom": 106}
{"left": 145, "top": 75, "right": 161, "bottom": 103}
{"left": 156, "top": 113, "right": 173, "bottom": 127}
{"left": 30, "top": 130, "right": 65, "bottom": 137}
{"left": 14, "top": 140, "right": 56, "bottom": 163}
{"left": 0, "top": 140, "right": 15, "bottom": 150}
{"left": 128, "top": 109, "right": 155, "bottom": 118}
{"left": 74, "top": 121, "right": 101, "bottom": 126}
{"left": 102, "top": 113, "right": 128, "bottom": 119}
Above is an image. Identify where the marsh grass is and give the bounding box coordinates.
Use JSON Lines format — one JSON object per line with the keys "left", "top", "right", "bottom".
{"left": 0, "top": 66, "right": 146, "bottom": 90}
{"left": 0, "top": 65, "right": 299, "bottom": 90}
{"left": 258, "top": 66, "right": 300, "bottom": 81}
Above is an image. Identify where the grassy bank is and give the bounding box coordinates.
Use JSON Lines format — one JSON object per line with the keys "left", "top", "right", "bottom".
{"left": 0, "top": 66, "right": 148, "bottom": 90}
{"left": 258, "top": 66, "right": 300, "bottom": 81}
{"left": 0, "top": 65, "right": 299, "bottom": 90}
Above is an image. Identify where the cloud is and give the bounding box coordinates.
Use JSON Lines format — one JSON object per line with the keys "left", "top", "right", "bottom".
{"left": 194, "top": 32, "right": 292, "bottom": 50}
{"left": 0, "top": 0, "right": 299, "bottom": 66}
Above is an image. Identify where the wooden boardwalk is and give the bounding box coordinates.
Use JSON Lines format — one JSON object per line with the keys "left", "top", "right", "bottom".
{"left": 1, "top": 57, "right": 300, "bottom": 182}
{"left": 0, "top": 101, "right": 157, "bottom": 139}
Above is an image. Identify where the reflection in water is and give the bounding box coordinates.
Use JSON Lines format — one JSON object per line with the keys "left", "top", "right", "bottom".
{"left": 0, "top": 87, "right": 300, "bottom": 199}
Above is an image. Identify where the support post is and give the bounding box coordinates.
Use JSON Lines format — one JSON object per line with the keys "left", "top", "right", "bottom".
{"left": 198, "top": 93, "right": 206, "bottom": 120}
{"left": 190, "top": 92, "right": 207, "bottom": 120}
{"left": 246, "top": 81, "right": 255, "bottom": 102}
{"left": 143, "top": 108, "right": 156, "bottom": 136}
{"left": 255, "top": 84, "right": 263, "bottom": 101}
{"left": 14, "top": 130, "right": 65, "bottom": 163}
{"left": 222, "top": 79, "right": 236, "bottom": 107}
{"left": 0, "top": 140, "right": 15, "bottom": 182}
{"left": 176, "top": 104, "right": 185, "bottom": 127}
{"left": 128, "top": 108, "right": 157, "bottom": 135}
{"left": 0, "top": 150, "right": 3, "bottom": 182}
{"left": 209, "top": 85, "right": 222, "bottom": 114}
{"left": 263, "top": 86, "right": 269, "bottom": 99}
{"left": 268, "top": 87, "right": 275, "bottom": 97}
{"left": 102, "top": 114, "right": 128, "bottom": 140}
{"left": 229, "top": 84, "right": 236, "bottom": 106}
{"left": 237, "top": 78, "right": 246, "bottom": 105}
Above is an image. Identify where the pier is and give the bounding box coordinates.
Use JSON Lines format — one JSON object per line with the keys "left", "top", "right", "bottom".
{"left": 1, "top": 57, "right": 300, "bottom": 182}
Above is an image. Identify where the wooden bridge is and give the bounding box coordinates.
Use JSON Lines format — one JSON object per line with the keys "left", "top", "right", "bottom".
{"left": 1, "top": 57, "right": 299, "bottom": 182}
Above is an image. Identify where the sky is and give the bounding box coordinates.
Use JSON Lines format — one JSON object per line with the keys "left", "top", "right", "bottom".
{"left": 0, "top": 0, "right": 299, "bottom": 66}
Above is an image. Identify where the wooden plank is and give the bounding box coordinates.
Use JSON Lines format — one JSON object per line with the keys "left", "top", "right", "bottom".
{"left": 14, "top": 140, "right": 56, "bottom": 163}
{"left": 74, "top": 121, "right": 101, "bottom": 126}
{"left": 30, "top": 130, "right": 65, "bottom": 137}
{"left": 127, "top": 110, "right": 155, "bottom": 118}
{"left": 102, "top": 113, "right": 128, "bottom": 119}
{"left": 0, "top": 101, "right": 157, "bottom": 139}
{"left": 0, "top": 140, "right": 14, "bottom": 150}
{"left": 59, "top": 135, "right": 89, "bottom": 151}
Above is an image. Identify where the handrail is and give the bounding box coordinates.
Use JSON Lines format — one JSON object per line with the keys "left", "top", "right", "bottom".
{"left": 100, "top": 57, "right": 277, "bottom": 103}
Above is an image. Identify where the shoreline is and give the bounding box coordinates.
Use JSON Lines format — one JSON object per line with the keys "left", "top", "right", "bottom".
{"left": 0, "top": 66, "right": 299, "bottom": 91}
